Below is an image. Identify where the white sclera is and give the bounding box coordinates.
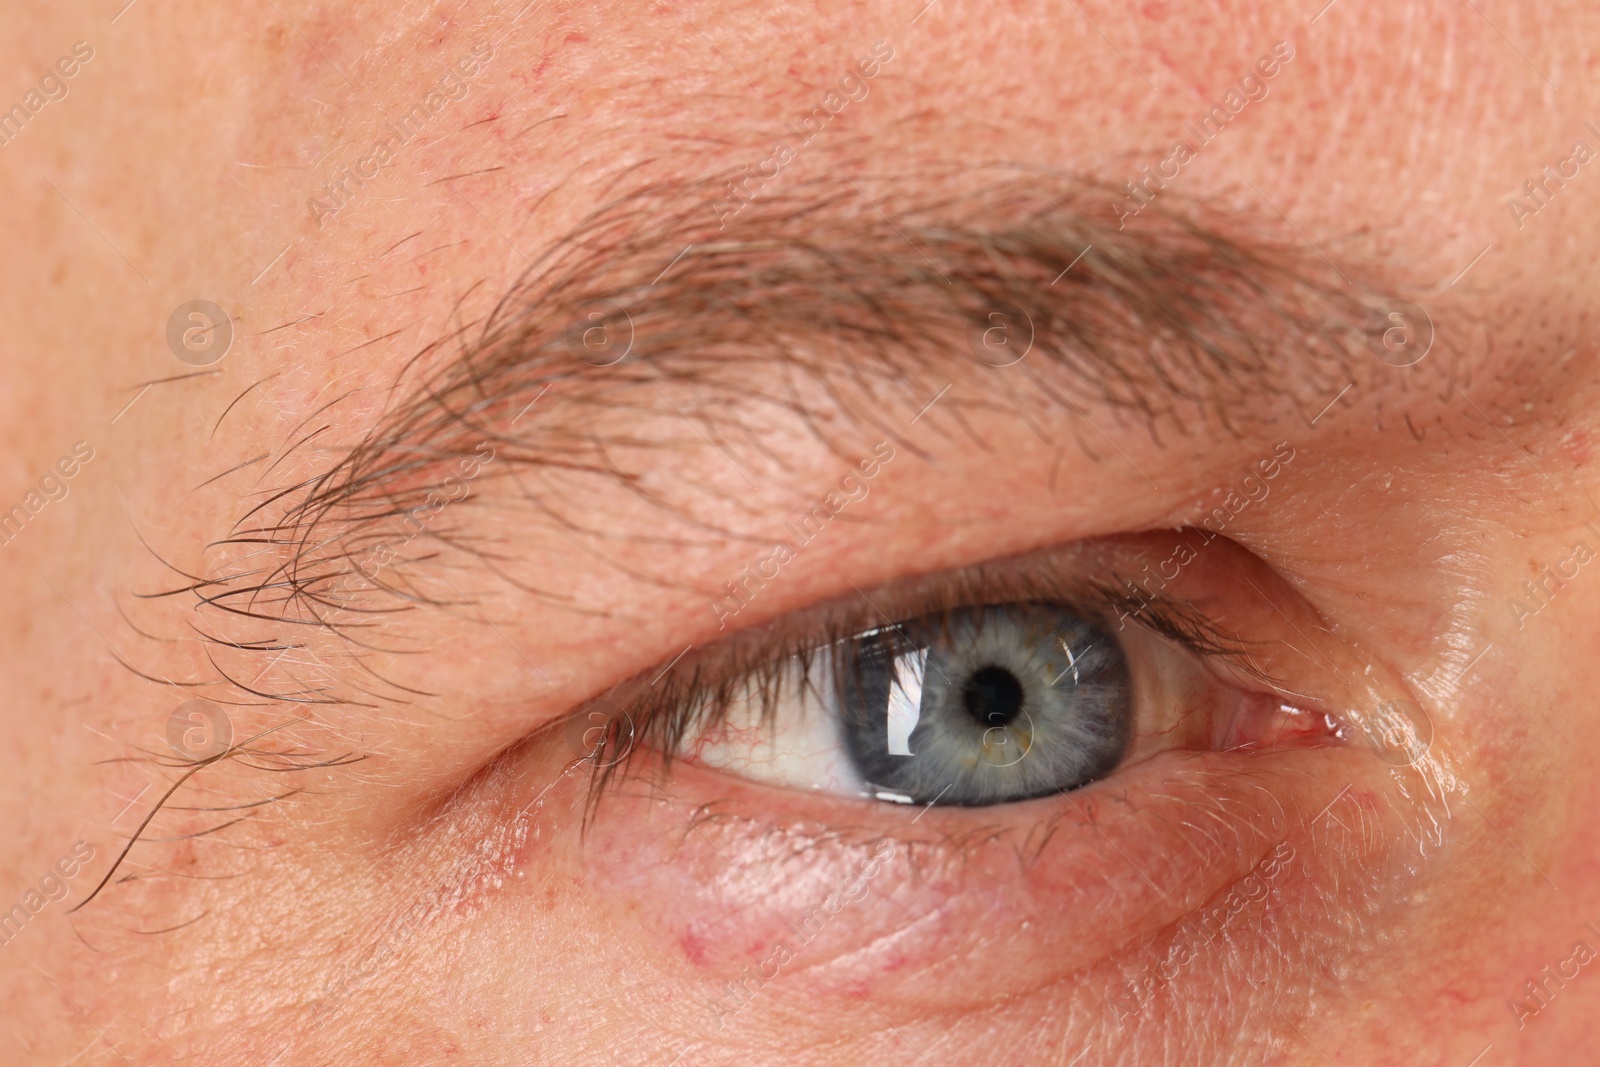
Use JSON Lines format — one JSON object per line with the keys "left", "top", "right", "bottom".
{"left": 681, "top": 658, "right": 868, "bottom": 795}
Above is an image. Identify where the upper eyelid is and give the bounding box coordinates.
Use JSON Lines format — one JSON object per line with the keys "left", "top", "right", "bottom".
{"left": 575, "top": 541, "right": 1276, "bottom": 782}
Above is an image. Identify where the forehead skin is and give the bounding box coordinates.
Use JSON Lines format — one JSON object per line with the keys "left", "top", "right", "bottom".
{"left": 2, "top": 0, "right": 1600, "bottom": 1064}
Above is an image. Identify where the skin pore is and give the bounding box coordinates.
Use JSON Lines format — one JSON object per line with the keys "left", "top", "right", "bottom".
{"left": 2, "top": 0, "right": 1600, "bottom": 1064}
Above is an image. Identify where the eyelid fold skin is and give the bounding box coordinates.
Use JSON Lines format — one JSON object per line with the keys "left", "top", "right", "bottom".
{"left": 490, "top": 531, "right": 1455, "bottom": 1052}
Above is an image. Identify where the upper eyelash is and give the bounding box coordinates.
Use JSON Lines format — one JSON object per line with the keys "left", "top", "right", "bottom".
{"left": 1083, "top": 579, "right": 1263, "bottom": 663}
{"left": 564, "top": 545, "right": 1276, "bottom": 809}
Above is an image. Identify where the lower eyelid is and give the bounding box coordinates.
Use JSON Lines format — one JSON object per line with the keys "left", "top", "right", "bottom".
{"left": 560, "top": 743, "right": 1411, "bottom": 1019}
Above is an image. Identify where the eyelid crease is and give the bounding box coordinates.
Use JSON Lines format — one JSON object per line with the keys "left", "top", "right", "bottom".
{"left": 567, "top": 540, "right": 1286, "bottom": 811}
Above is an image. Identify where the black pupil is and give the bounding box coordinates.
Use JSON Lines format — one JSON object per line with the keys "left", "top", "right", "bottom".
{"left": 961, "top": 665, "right": 1024, "bottom": 727}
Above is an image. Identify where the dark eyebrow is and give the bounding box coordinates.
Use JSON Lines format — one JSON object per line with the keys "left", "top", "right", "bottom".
{"left": 196, "top": 165, "right": 1385, "bottom": 669}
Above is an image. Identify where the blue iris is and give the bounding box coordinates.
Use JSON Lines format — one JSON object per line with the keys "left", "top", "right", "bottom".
{"left": 838, "top": 605, "right": 1131, "bottom": 806}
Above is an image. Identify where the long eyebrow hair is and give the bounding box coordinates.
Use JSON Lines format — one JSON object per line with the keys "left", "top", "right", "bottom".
{"left": 169, "top": 163, "right": 1382, "bottom": 706}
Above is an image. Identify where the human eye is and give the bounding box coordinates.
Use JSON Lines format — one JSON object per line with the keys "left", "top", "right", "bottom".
{"left": 696, "top": 600, "right": 1142, "bottom": 808}
{"left": 578, "top": 533, "right": 1347, "bottom": 814}
{"left": 512, "top": 516, "right": 1464, "bottom": 1067}
{"left": 654, "top": 572, "right": 1334, "bottom": 810}
{"left": 539, "top": 529, "right": 1441, "bottom": 1042}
